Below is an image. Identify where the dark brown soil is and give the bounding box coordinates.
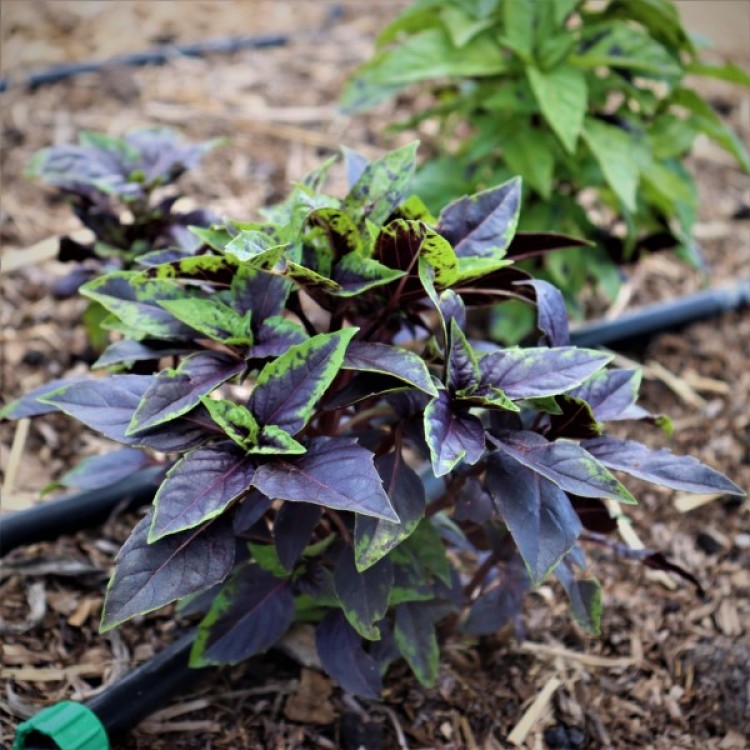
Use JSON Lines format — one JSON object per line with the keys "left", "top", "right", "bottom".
{"left": 1, "top": 3, "right": 748, "bottom": 749}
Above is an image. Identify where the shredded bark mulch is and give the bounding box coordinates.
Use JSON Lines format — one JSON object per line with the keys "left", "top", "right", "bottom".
{"left": 1, "top": 3, "right": 748, "bottom": 748}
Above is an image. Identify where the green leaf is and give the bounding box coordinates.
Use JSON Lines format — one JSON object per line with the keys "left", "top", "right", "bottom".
{"left": 439, "top": 5, "right": 495, "bottom": 48}
{"left": 648, "top": 115, "right": 697, "bottom": 160}
{"left": 332, "top": 252, "right": 405, "bottom": 296}
{"left": 394, "top": 602, "right": 440, "bottom": 686}
{"left": 158, "top": 298, "right": 253, "bottom": 345}
{"left": 224, "top": 230, "right": 287, "bottom": 266}
{"left": 249, "top": 425, "right": 306, "bottom": 455}
{"left": 189, "top": 226, "right": 233, "bottom": 251}
{"left": 501, "top": 0, "right": 535, "bottom": 60}
{"left": 527, "top": 65, "right": 587, "bottom": 154}
{"left": 342, "top": 28, "right": 508, "bottom": 112}
{"left": 249, "top": 543, "right": 291, "bottom": 577}
{"left": 581, "top": 117, "right": 640, "bottom": 212}
{"left": 686, "top": 61, "right": 750, "bottom": 87}
{"left": 201, "top": 397, "right": 259, "bottom": 449}
{"left": 502, "top": 126, "right": 555, "bottom": 198}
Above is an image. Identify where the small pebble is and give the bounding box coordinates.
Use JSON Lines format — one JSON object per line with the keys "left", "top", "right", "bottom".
{"left": 544, "top": 723, "right": 586, "bottom": 749}
{"left": 696, "top": 532, "right": 723, "bottom": 556}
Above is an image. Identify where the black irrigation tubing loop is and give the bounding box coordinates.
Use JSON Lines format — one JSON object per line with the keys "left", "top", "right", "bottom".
{"left": 0, "top": 34, "right": 289, "bottom": 94}
{"left": 14, "top": 629, "right": 200, "bottom": 750}
{"left": 0, "top": 467, "right": 164, "bottom": 557}
{"left": 569, "top": 278, "right": 750, "bottom": 349}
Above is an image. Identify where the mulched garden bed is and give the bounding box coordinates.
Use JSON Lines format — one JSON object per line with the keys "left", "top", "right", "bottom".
{"left": 1, "top": 2, "right": 748, "bottom": 748}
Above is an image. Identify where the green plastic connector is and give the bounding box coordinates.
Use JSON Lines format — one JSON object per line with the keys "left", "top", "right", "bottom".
{"left": 14, "top": 701, "right": 109, "bottom": 750}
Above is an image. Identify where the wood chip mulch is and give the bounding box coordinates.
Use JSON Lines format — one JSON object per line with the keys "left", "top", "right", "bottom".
{"left": 1, "top": 2, "right": 748, "bottom": 748}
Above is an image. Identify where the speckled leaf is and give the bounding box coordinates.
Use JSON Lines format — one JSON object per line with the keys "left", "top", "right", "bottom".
{"left": 478, "top": 347, "right": 612, "bottom": 399}
{"left": 231, "top": 266, "right": 289, "bottom": 321}
{"left": 354, "top": 451, "right": 426, "bottom": 571}
{"left": 315, "top": 610, "right": 381, "bottom": 699}
{"left": 158, "top": 298, "right": 253, "bottom": 345}
{"left": 394, "top": 601, "right": 440, "bottom": 686}
{"left": 101, "top": 513, "right": 234, "bottom": 631}
{"left": 248, "top": 425, "right": 306, "bottom": 455}
{"left": 39, "top": 375, "right": 154, "bottom": 443}
{"left": 332, "top": 252, "right": 405, "bottom": 295}
{"left": 487, "top": 450, "right": 582, "bottom": 584}
{"left": 249, "top": 329, "right": 356, "bottom": 434}
{"left": 200, "top": 398, "right": 259, "bottom": 449}
{"left": 493, "top": 431, "right": 636, "bottom": 503}
{"left": 568, "top": 369, "right": 642, "bottom": 422}
{"left": 581, "top": 437, "right": 745, "bottom": 496}
{"left": 191, "top": 565, "right": 294, "bottom": 666}
{"left": 424, "top": 391, "right": 485, "bottom": 477}
{"left": 224, "top": 229, "right": 284, "bottom": 263}
{"left": 149, "top": 443, "right": 256, "bottom": 540}
{"left": 437, "top": 178, "right": 521, "bottom": 259}
{"left": 251, "top": 437, "right": 398, "bottom": 522}
{"left": 128, "top": 352, "right": 245, "bottom": 434}
{"left": 344, "top": 142, "right": 418, "bottom": 227}
{"left": 188, "top": 225, "right": 233, "bottom": 252}
{"left": 343, "top": 342, "right": 437, "bottom": 397}
{"left": 515, "top": 279, "right": 570, "bottom": 347}
{"left": 308, "top": 207, "right": 362, "bottom": 258}
{"left": 334, "top": 546, "right": 393, "bottom": 640}
{"left": 81, "top": 272, "right": 194, "bottom": 339}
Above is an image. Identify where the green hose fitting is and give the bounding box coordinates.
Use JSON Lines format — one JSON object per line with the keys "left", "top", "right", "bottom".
{"left": 14, "top": 701, "right": 109, "bottom": 750}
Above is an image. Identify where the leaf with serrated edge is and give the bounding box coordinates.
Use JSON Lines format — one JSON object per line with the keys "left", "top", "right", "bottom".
{"left": 424, "top": 391, "right": 485, "bottom": 477}
{"left": 249, "top": 329, "right": 356, "bottom": 435}
{"left": 149, "top": 444, "right": 256, "bottom": 540}
{"left": 100, "top": 513, "right": 234, "bottom": 631}
{"left": 334, "top": 547, "right": 393, "bottom": 640}
{"left": 581, "top": 436, "right": 745, "bottom": 496}
{"left": 343, "top": 341, "right": 437, "bottom": 397}
{"left": 128, "top": 352, "right": 244, "bottom": 435}
{"left": 493, "top": 431, "right": 636, "bottom": 503}
{"left": 487, "top": 450, "right": 582, "bottom": 584}
{"left": 315, "top": 610, "right": 381, "bottom": 698}
{"left": 252, "top": 437, "right": 398, "bottom": 522}
{"left": 354, "top": 451, "right": 426, "bottom": 571}
{"left": 478, "top": 347, "right": 612, "bottom": 399}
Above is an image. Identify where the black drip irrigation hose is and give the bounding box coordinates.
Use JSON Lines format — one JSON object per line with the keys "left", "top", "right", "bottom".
{"left": 569, "top": 279, "right": 750, "bottom": 349}
{"left": 14, "top": 630, "right": 199, "bottom": 750}
{"left": 0, "top": 34, "right": 289, "bottom": 94}
{"left": 0, "top": 467, "right": 163, "bottom": 556}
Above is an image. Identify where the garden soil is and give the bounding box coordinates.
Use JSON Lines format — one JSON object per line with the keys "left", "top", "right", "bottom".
{"left": 1, "top": 3, "right": 749, "bottom": 749}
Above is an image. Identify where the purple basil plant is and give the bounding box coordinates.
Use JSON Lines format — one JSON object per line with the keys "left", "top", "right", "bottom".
{"left": 3, "top": 143, "right": 743, "bottom": 696}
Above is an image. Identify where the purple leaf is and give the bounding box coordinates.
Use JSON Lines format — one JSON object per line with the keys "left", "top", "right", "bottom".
{"left": 192, "top": 566, "right": 295, "bottom": 666}
{"left": 555, "top": 558, "right": 602, "bottom": 635}
{"left": 447, "top": 319, "right": 480, "bottom": 393}
{"left": 581, "top": 437, "right": 745, "bottom": 496}
{"left": 274, "top": 502, "right": 322, "bottom": 571}
{"left": 233, "top": 490, "right": 274, "bottom": 535}
{"left": 354, "top": 451, "right": 426, "bottom": 571}
{"left": 343, "top": 341, "right": 438, "bottom": 397}
{"left": 150, "top": 444, "right": 257, "bottom": 540}
{"left": 463, "top": 556, "right": 530, "bottom": 635}
{"left": 493, "top": 431, "right": 635, "bottom": 503}
{"left": 424, "top": 391, "right": 486, "bottom": 477}
{"left": 101, "top": 513, "right": 234, "bottom": 631}
{"left": 394, "top": 601, "right": 439, "bottom": 686}
{"left": 39, "top": 375, "right": 154, "bottom": 443}
{"left": 568, "top": 369, "right": 641, "bottom": 422}
{"left": 94, "top": 340, "right": 195, "bottom": 369}
{"left": 453, "top": 476, "right": 495, "bottom": 523}
{"left": 437, "top": 178, "right": 521, "bottom": 259}
{"left": 249, "top": 329, "right": 356, "bottom": 435}
{"left": 478, "top": 347, "right": 612, "bottom": 399}
{"left": 1, "top": 378, "right": 87, "bottom": 420}
{"left": 248, "top": 316, "right": 308, "bottom": 359}
{"left": 334, "top": 547, "right": 393, "bottom": 640}
{"left": 325, "top": 372, "right": 411, "bottom": 409}
{"left": 546, "top": 396, "right": 602, "bottom": 440}
{"left": 514, "top": 279, "right": 570, "bottom": 347}
{"left": 132, "top": 409, "right": 214, "bottom": 452}
{"left": 570, "top": 496, "right": 617, "bottom": 534}
{"left": 252, "top": 437, "right": 398, "bottom": 522}
{"left": 315, "top": 610, "right": 381, "bottom": 699}
{"left": 487, "top": 450, "right": 582, "bottom": 583}
{"left": 231, "top": 267, "right": 289, "bottom": 321}
{"left": 60, "top": 449, "right": 151, "bottom": 490}
{"left": 128, "top": 352, "right": 244, "bottom": 434}
{"left": 342, "top": 146, "right": 370, "bottom": 188}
